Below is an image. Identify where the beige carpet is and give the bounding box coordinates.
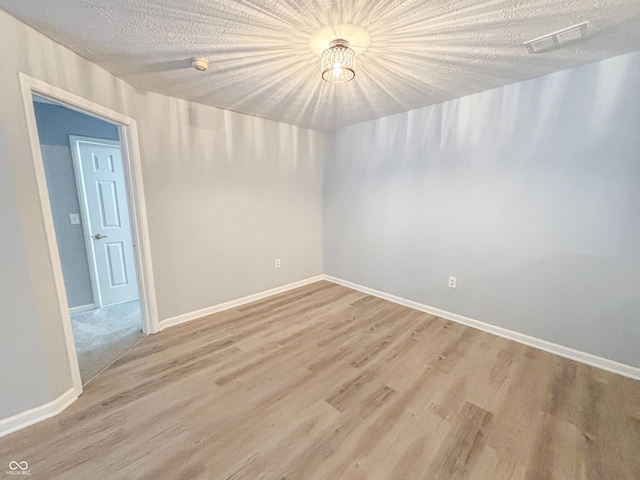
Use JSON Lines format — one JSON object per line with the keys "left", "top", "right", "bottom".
{"left": 70, "top": 300, "right": 143, "bottom": 383}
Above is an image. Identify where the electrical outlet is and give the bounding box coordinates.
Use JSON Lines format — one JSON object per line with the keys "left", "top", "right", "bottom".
{"left": 275, "top": 258, "right": 281, "bottom": 268}
{"left": 448, "top": 276, "right": 457, "bottom": 288}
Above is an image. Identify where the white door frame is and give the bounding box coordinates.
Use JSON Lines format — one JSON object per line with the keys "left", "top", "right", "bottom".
{"left": 19, "top": 73, "right": 160, "bottom": 394}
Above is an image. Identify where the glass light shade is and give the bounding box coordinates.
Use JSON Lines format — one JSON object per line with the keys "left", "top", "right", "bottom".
{"left": 321, "top": 39, "right": 355, "bottom": 83}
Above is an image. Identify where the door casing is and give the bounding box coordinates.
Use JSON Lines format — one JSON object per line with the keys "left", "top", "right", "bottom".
{"left": 19, "top": 74, "right": 159, "bottom": 398}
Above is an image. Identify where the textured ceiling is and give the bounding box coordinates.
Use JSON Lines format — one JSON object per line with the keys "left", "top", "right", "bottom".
{"left": 2, "top": 0, "right": 640, "bottom": 130}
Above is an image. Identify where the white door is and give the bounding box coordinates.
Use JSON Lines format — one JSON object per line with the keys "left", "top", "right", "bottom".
{"left": 71, "top": 137, "right": 138, "bottom": 307}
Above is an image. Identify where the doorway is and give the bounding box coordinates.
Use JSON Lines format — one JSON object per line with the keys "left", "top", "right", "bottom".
{"left": 21, "top": 74, "right": 158, "bottom": 394}
{"left": 33, "top": 98, "right": 143, "bottom": 383}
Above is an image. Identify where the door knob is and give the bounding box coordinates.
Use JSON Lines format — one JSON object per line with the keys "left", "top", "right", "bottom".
{"left": 93, "top": 233, "right": 108, "bottom": 240}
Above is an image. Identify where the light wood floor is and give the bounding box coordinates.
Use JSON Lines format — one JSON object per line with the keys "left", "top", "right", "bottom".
{"left": 2, "top": 281, "right": 639, "bottom": 479}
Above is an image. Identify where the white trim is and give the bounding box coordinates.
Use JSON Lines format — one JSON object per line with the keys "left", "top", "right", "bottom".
{"left": 119, "top": 120, "right": 159, "bottom": 334}
{"left": 0, "top": 387, "right": 78, "bottom": 439}
{"left": 68, "top": 304, "right": 95, "bottom": 314}
{"left": 160, "top": 275, "right": 325, "bottom": 331}
{"left": 18, "top": 74, "right": 161, "bottom": 426}
{"left": 323, "top": 275, "right": 640, "bottom": 381}
{"left": 20, "top": 76, "right": 83, "bottom": 395}
{"left": 20, "top": 74, "right": 159, "bottom": 340}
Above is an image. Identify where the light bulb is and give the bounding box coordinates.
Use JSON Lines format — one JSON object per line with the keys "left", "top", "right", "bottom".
{"left": 333, "top": 64, "right": 343, "bottom": 77}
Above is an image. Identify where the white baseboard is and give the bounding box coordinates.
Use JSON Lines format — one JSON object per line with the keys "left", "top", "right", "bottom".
{"left": 69, "top": 303, "right": 95, "bottom": 314}
{"left": 159, "top": 275, "right": 325, "bottom": 331}
{"left": 323, "top": 275, "right": 640, "bottom": 381}
{"left": 5, "top": 273, "right": 635, "bottom": 440}
{"left": 0, "top": 276, "right": 324, "bottom": 438}
{"left": 0, "top": 387, "right": 79, "bottom": 439}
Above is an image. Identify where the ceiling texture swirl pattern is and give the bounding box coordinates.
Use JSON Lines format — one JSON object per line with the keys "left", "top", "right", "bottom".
{"left": 2, "top": 0, "right": 640, "bottom": 130}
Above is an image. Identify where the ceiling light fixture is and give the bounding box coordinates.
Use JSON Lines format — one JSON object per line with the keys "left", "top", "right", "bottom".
{"left": 321, "top": 39, "right": 355, "bottom": 83}
{"left": 191, "top": 57, "right": 209, "bottom": 71}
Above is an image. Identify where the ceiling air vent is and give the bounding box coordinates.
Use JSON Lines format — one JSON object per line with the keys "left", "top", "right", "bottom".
{"left": 525, "top": 21, "right": 589, "bottom": 54}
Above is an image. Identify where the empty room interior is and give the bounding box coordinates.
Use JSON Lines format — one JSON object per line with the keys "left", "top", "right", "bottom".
{"left": 0, "top": 1, "right": 639, "bottom": 479}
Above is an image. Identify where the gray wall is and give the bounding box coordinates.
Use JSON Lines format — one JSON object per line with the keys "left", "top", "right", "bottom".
{"left": 0, "top": 9, "right": 324, "bottom": 422}
{"left": 0, "top": 121, "right": 53, "bottom": 421}
{"left": 34, "top": 102, "right": 120, "bottom": 308}
{"left": 325, "top": 50, "right": 640, "bottom": 368}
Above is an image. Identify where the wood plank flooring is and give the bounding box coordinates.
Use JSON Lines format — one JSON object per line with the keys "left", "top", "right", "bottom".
{"left": 1, "top": 281, "right": 639, "bottom": 479}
